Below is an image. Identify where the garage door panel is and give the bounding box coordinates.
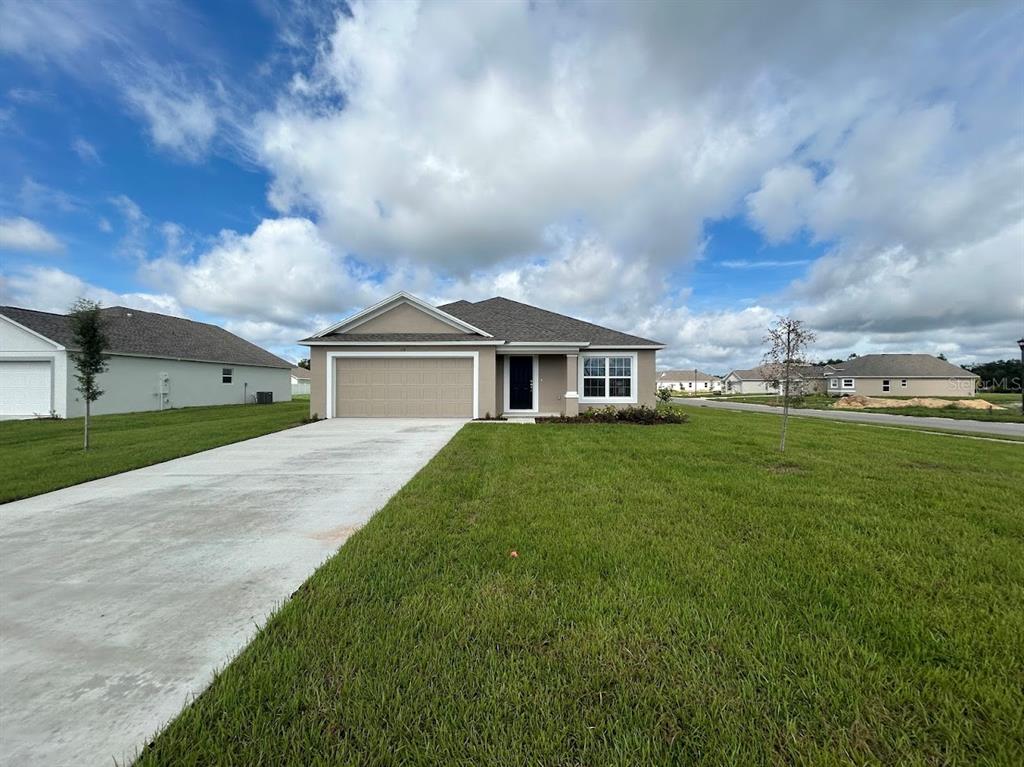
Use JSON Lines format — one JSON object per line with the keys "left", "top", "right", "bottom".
{"left": 0, "top": 360, "right": 52, "bottom": 417}
{"left": 335, "top": 357, "right": 473, "bottom": 418}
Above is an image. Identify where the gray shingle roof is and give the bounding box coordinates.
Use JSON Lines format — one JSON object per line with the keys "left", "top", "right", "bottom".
{"left": 828, "top": 354, "right": 979, "bottom": 378}
{"left": 1, "top": 305, "right": 291, "bottom": 369}
{"left": 727, "top": 365, "right": 827, "bottom": 380}
{"left": 291, "top": 366, "right": 311, "bottom": 379}
{"left": 438, "top": 296, "right": 662, "bottom": 346}
{"left": 305, "top": 332, "right": 485, "bottom": 343}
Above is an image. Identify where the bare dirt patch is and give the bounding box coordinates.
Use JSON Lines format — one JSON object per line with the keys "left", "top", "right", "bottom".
{"left": 833, "top": 395, "right": 1004, "bottom": 411}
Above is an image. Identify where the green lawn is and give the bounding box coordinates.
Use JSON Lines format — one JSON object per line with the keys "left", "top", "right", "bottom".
{"left": 721, "top": 393, "right": 1024, "bottom": 422}
{"left": 137, "top": 408, "right": 1023, "bottom": 766}
{"left": 0, "top": 400, "right": 309, "bottom": 503}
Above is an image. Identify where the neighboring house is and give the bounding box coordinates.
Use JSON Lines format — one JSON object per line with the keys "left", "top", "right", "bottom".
{"left": 0, "top": 305, "right": 292, "bottom": 419}
{"left": 291, "top": 366, "right": 311, "bottom": 396}
{"left": 825, "top": 354, "right": 979, "bottom": 397}
{"left": 300, "top": 292, "right": 663, "bottom": 419}
{"left": 656, "top": 369, "right": 722, "bottom": 393}
{"left": 722, "top": 365, "right": 834, "bottom": 395}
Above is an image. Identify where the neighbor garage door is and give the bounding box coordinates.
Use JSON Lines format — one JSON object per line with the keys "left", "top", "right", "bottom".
{"left": 0, "top": 360, "right": 52, "bottom": 417}
{"left": 335, "top": 357, "right": 473, "bottom": 417}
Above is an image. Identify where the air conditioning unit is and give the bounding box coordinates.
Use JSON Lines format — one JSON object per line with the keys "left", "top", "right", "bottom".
{"left": 255, "top": 391, "right": 273, "bottom": 405}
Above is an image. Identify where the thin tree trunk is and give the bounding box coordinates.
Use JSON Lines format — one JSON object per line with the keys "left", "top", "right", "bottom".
{"left": 84, "top": 400, "right": 90, "bottom": 451}
{"left": 780, "top": 328, "right": 791, "bottom": 452}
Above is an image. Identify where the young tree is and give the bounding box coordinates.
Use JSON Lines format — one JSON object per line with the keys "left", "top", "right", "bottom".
{"left": 759, "top": 316, "right": 816, "bottom": 452}
{"left": 297, "top": 357, "right": 311, "bottom": 370}
{"left": 69, "top": 299, "right": 109, "bottom": 451}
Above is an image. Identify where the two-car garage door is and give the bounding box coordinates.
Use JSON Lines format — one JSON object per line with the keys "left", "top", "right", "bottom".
{"left": 0, "top": 361, "right": 52, "bottom": 418}
{"left": 334, "top": 357, "right": 473, "bottom": 417}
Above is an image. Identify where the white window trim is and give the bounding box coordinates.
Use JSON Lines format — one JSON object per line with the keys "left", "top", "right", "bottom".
{"left": 841, "top": 378, "right": 855, "bottom": 389}
{"left": 882, "top": 379, "right": 890, "bottom": 392}
{"left": 900, "top": 379, "right": 908, "bottom": 388}
{"left": 829, "top": 378, "right": 839, "bottom": 389}
{"left": 325, "top": 351, "right": 479, "bottom": 419}
{"left": 578, "top": 351, "right": 638, "bottom": 404}
{"left": 503, "top": 354, "right": 539, "bottom": 413}
{"left": 222, "top": 367, "right": 233, "bottom": 384}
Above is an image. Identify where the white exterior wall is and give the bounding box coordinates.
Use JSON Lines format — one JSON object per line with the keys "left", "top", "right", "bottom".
{"left": 0, "top": 316, "right": 69, "bottom": 418}
{"left": 659, "top": 378, "right": 722, "bottom": 393}
{"left": 65, "top": 355, "right": 291, "bottom": 418}
{"left": 291, "top": 376, "right": 311, "bottom": 396}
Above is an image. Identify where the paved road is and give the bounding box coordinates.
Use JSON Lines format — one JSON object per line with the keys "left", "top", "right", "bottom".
{"left": 673, "top": 397, "right": 1024, "bottom": 439}
{"left": 0, "top": 418, "right": 466, "bottom": 766}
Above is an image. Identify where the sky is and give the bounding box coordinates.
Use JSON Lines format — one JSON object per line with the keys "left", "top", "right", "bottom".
{"left": 0, "top": 0, "right": 1022, "bottom": 373}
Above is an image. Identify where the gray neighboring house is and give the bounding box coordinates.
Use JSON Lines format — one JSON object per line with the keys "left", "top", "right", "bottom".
{"left": 290, "top": 366, "right": 311, "bottom": 396}
{"left": 825, "top": 354, "right": 979, "bottom": 397}
{"left": 0, "top": 305, "right": 292, "bottom": 419}
{"left": 656, "top": 369, "right": 722, "bottom": 393}
{"left": 723, "top": 364, "right": 834, "bottom": 395}
{"left": 302, "top": 291, "right": 663, "bottom": 419}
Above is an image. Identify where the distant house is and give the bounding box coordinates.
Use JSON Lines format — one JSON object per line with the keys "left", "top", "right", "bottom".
{"left": 656, "top": 369, "right": 722, "bottom": 393}
{"left": 723, "top": 364, "right": 835, "bottom": 395}
{"left": 0, "top": 305, "right": 292, "bottom": 419}
{"left": 825, "top": 354, "right": 979, "bottom": 397}
{"left": 291, "top": 366, "right": 311, "bottom": 396}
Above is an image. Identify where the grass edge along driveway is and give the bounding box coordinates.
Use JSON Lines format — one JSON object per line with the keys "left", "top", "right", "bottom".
{"left": 0, "top": 400, "right": 309, "bottom": 503}
{"left": 135, "top": 408, "right": 1023, "bottom": 766}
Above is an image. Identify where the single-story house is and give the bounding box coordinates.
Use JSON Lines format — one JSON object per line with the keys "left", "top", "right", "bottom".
{"left": 825, "top": 354, "right": 979, "bottom": 397}
{"left": 0, "top": 305, "right": 292, "bottom": 419}
{"left": 290, "top": 366, "right": 311, "bottom": 396}
{"left": 722, "top": 364, "right": 834, "bottom": 395}
{"left": 656, "top": 369, "right": 722, "bottom": 393}
{"left": 301, "top": 292, "right": 663, "bottom": 418}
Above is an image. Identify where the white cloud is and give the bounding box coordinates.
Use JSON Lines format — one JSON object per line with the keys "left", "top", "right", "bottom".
{"left": 123, "top": 83, "right": 218, "bottom": 160}
{"left": 0, "top": 216, "right": 63, "bottom": 253}
{"left": 71, "top": 137, "right": 101, "bottom": 165}
{"left": 0, "top": 265, "right": 181, "bottom": 316}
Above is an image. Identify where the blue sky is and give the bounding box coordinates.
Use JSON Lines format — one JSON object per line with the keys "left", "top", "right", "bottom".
{"left": 1, "top": 0, "right": 1021, "bottom": 371}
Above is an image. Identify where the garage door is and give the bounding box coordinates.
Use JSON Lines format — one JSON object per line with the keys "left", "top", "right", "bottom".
{"left": 335, "top": 357, "right": 473, "bottom": 417}
{"left": 0, "top": 360, "right": 52, "bottom": 417}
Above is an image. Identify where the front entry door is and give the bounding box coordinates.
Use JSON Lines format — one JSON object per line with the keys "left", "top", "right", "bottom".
{"left": 508, "top": 356, "right": 534, "bottom": 410}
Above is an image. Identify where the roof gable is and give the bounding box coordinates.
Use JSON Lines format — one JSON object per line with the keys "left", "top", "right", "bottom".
{"left": 828, "top": 354, "right": 979, "bottom": 378}
{"left": 312, "top": 292, "right": 492, "bottom": 338}
{"left": 0, "top": 305, "right": 291, "bottom": 369}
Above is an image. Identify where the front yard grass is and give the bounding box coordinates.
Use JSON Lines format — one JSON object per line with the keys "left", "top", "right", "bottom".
{"left": 722, "top": 393, "right": 1023, "bottom": 422}
{"left": 137, "top": 408, "right": 1023, "bottom": 766}
{"left": 0, "top": 400, "right": 309, "bottom": 503}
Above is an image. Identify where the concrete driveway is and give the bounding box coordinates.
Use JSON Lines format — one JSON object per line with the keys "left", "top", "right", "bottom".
{"left": 674, "top": 397, "right": 1024, "bottom": 438}
{"left": 0, "top": 418, "right": 465, "bottom": 766}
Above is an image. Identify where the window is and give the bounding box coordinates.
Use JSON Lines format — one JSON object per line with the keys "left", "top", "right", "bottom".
{"left": 581, "top": 354, "right": 634, "bottom": 400}
{"left": 882, "top": 379, "right": 890, "bottom": 392}
{"left": 901, "top": 379, "right": 908, "bottom": 388}
{"left": 842, "top": 378, "right": 854, "bottom": 389}
{"left": 222, "top": 367, "right": 233, "bottom": 384}
{"left": 829, "top": 378, "right": 839, "bottom": 389}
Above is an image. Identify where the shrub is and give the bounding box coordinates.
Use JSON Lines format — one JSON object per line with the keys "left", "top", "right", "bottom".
{"left": 656, "top": 387, "right": 673, "bottom": 403}
{"left": 538, "top": 405, "right": 687, "bottom": 425}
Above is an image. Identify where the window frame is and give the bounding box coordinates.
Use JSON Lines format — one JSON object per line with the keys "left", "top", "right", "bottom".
{"left": 841, "top": 378, "right": 855, "bottom": 390}
{"left": 578, "top": 351, "right": 638, "bottom": 404}
{"left": 222, "top": 367, "right": 233, "bottom": 384}
{"left": 900, "top": 379, "right": 908, "bottom": 388}
{"left": 882, "top": 379, "right": 890, "bottom": 392}
{"left": 829, "top": 378, "right": 839, "bottom": 389}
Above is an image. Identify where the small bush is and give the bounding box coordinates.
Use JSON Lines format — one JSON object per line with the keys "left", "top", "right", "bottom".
{"left": 538, "top": 405, "right": 688, "bottom": 425}
{"left": 656, "top": 387, "right": 673, "bottom": 403}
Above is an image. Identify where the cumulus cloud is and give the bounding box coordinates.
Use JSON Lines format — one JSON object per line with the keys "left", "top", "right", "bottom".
{"left": 0, "top": 265, "right": 181, "bottom": 316}
{"left": 123, "top": 82, "right": 218, "bottom": 160}
{"left": 0, "top": 216, "right": 63, "bottom": 253}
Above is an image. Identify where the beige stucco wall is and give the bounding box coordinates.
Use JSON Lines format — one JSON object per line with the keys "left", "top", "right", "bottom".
{"left": 494, "top": 355, "right": 504, "bottom": 415}
{"left": 830, "top": 377, "right": 977, "bottom": 397}
{"left": 309, "top": 345, "right": 496, "bottom": 419}
{"left": 350, "top": 303, "right": 464, "bottom": 334}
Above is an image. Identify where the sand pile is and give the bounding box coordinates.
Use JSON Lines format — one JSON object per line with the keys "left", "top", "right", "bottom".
{"left": 833, "top": 395, "right": 1004, "bottom": 411}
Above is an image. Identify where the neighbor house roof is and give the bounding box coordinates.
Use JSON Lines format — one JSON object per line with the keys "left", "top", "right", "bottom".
{"left": 657, "top": 369, "right": 719, "bottom": 381}
{"left": 827, "top": 354, "right": 979, "bottom": 378}
{"left": 0, "top": 305, "right": 291, "bottom": 369}
{"left": 438, "top": 297, "right": 662, "bottom": 346}
{"left": 726, "top": 365, "right": 826, "bottom": 381}
{"left": 291, "top": 366, "right": 311, "bottom": 379}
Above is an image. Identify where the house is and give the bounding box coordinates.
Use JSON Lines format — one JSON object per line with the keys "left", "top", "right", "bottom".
{"left": 0, "top": 305, "right": 292, "bottom": 419}
{"left": 300, "top": 292, "right": 663, "bottom": 418}
{"left": 656, "top": 369, "right": 722, "bottom": 393}
{"left": 722, "top": 364, "right": 833, "bottom": 395}
{"left": 290, "top": 367, "right": 311, "bottom": 396}
{"left": 825, "top": 354, "right": 979, "bottom": 397}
